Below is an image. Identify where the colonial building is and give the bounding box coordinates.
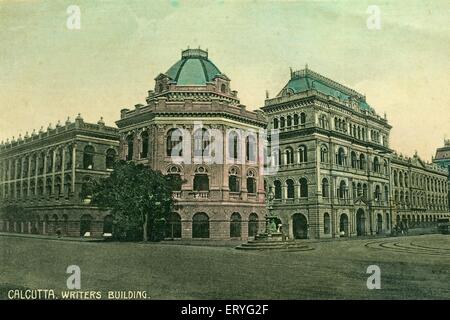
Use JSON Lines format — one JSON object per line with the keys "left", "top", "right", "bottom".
{"left": 115, "top": 48, "right": 267, "bottom": 240}
{"left": 0, "top": 115, "right": 119, "bottom": 237}
{"left": 433, "top": 139, "right": 450, "bottom": 211}
{"left": 262, "top": 67, "right": 449, "bottom": 239}
{"left": 1, "top": 49, "right": 448, "bottom": 241}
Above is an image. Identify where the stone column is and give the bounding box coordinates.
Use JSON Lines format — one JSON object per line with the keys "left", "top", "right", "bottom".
{"left": 61, "top": 147, "right": 66, "bottom": 196}
{"left": 72, "top": 144, "right": 77, "bottom": 195}
{"left": 51, "top": 149, "right": 56, "bottom": 194}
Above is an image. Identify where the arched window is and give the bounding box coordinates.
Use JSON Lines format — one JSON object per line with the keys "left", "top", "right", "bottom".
{"left": 300, "top": 112, "right": 306, "bottom": 124}
{"left": 80, "top": 214, "right": 92, "bottom": 236}
{"left": 194, "top": 128, "right": 211, "bottom": 158}
{"left": 322, "top": 178, "right": 329, "bottom": 198}
{"left": 280, "top": 117, "right": 285, "bottom": 128}
{"left": 106, "top": 149, "right": 116, "bottom": 170}
{"left": 141, "top": 131, "right": 149, "bottom": 158}
{"left": 359, "top": 154, "right": 366, "bottom": 170}
{"left": 167, "top": 166, "right": 182, "bottom": 191}
{"left": 339, "top": 180, "right": 347, "bottom": 199}
{"left": 221, "top": 83, "right": 227, "bottom": 93}
{"left": 373, "top": 157, "right": 380, "bottom": 173}
{"left": 274, "top": 180, "right": 282, "bottom": 199}
{"left": 65, "top": 147, "right": 72, "bottom": 170}
{"left": 319, "top": 114, "right": 328, "bottom": 129}
{"left": 363, "top": 183, "right": 368, "bottom": 199}
{"left": 287, "top": 115, "right": 292, "bottom": 127}
{"left": 193, "top": 167, "right": 209, "bottom": 191}
{"left": 351, "top": 152, "right": 357, "bottom": 169}
{"left": 228, "top": 131, "right": 240, "bottom": 160}
{"left": 229, "top": 167, "right": 240, "bottom": 193}
{"left": 273, "top": 118, "right": 279, "bottom": 129}
{"left": 324, "top": 213, "right": 330, "bottom": 234}
{"left": 246, "top": 134, "right": 257, "bottom": 162}
{"left": 246, "top": 170, "right": 256, "bottom": 194}
{"left": 383, "top": 160, "right": 388, "bottom": 175}
{"left": 299, "top": 178, "right": 308, "bottom": 198}
{"left": 64, "top": 174, "right": 72, "bottom": 196}
{"left": 55, "top": 150, "right": 62, "bottom": 172}
{"left": 337, "top": 147, "right": 346, "bottom": 166}
{"left": 230, "top": 212, "right": 242, "bottom": 238}
{"left": 293, "top": 114, "right": 299, "bottom": 125}
{"left": 286, "top": 179, "right": 295, "bottom": 199}
{"left": 83, "top": 146, "right": 95, "bottom": 170}
{"left": 55, "top": 177, "right": 62, "bottom": 197}
{"left": 320, "top": 145, "right": 328, "bottom": 163}
{"left": 46, "top": 151, "right": 53, "bottom": 173}
{"left": 248, "top": 213, "right": 259, "bottom": 237}
{"left": 285, "top": 147, "right": 294, "bottom": 165}
{"left": 374, "top": 185, "right": 381, "bottom": 201}
{"left": 393, "top": 171, "right": 398, "bottom": 186}
{"left": 126, "top": 135, "right": 134, "bottom": 160}
{"left": 298, "top": 145, "right": 307, "bottom": 163}
{"left": 399, "top": 172, "right": 404, "bottom": 187}
{"left": 166, "top": 212, "right": 181, "bottom": 238}
{"left": 166, "top": 129, "right": 183, "bottom": 157}
{"left": 384, "top": 186, "right": 389, "bottom": 202}
{"left": 192, "top": 212, "right": 209, "bottom": 238}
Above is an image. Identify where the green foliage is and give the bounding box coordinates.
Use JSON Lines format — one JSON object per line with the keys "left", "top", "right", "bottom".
{"left": 92, "top": 161, "right": 178, "bottom": 241}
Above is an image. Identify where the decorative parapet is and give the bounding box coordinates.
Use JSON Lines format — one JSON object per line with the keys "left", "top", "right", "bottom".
{"left": 118, "top": 100, "right": 266, "bottom": 125}
{"left": 391, "top": 152, "right": 448, "bottom": 175}
{"left": 0, "top": 115, "right": 118, "bottom": 152}
{"left": 263, "top": 88, "right": 388, "bottom": 124}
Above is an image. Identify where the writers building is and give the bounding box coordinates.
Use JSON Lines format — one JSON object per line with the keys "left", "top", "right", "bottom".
{"left": 0, "top": 115, "right": 119, "bottom": 237}
{"left": 262, "top": 67, "right": 449, "bottom": 239}
{"left": 116, "top": 48, "right": 267, "bottom": 240}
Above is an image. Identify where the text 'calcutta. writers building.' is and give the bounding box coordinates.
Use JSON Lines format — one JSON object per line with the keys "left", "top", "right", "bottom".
{"left": 0, "top": 48, "right": 449, "bottom": 240}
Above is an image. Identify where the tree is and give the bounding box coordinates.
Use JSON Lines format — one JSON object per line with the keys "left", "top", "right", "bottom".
{"left": 92, "top": 161, "right": 181, "bottom": 241}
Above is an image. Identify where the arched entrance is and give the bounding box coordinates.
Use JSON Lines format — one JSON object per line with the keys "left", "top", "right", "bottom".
{"left": 248, "top": 213, "right": 259, "bottom": 238}
{"left": 103, "top": 215, "right": 113, "bottom": 234}
{"left": 192, "top": 212, "right": 209, "bottom": 238}
{"left": 80, "top": 214, "right": 92, "bottom": 237}
{"left": 356, "top": 209, "right": 365, "bottom": 236}
{"left": 292, "top": 213, "right": 308, "bottom": 239}
{"left": 166, "top": 212, "right": 181, "bottom": 239}
{"left": 230, "top": 212, "right": 242, "bottom": 238}
{"left": 339, "top": 214, "right": 349, "bottom": 236}
{"left": 377, "top": 214, "right": 383, "bottom": 234}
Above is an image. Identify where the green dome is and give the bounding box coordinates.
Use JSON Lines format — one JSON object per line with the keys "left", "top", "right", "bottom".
{"left": 165, "top": 49, "right": 223, "bottom": 85}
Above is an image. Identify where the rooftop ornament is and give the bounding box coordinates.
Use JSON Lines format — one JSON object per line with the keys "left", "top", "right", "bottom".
{"left": 97, "top": 116, "right": 105, "bottom": 125}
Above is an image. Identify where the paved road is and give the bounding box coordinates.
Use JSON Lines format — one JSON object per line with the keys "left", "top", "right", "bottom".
{"left": 1, "top": 234, "right": 449, "bottom": 299}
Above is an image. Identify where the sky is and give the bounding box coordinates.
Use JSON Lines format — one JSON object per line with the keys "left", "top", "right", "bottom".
{"left": 0, "top": 0, "right": 449, "bottom": 161}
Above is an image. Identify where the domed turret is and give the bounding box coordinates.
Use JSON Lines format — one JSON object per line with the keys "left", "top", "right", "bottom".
{"left": 147, "top": 48, "right": 239, "bottom": 105}
{"left": 165, "top": 49, "right": 223, "bottom": 85}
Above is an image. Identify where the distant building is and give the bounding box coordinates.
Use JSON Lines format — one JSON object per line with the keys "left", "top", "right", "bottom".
{"left": 262, "top": 67, "right": 449, "bottom": 239}
{"left": 433, "top": 139, "right": 450, "bottom": 211}
{"left": 0, "top": 115, "right": 119, "bottom": 237}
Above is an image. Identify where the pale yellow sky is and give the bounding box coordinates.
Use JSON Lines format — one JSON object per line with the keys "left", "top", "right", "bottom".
{"left": 0, "top": 0, "right": 449, "bottom": 161}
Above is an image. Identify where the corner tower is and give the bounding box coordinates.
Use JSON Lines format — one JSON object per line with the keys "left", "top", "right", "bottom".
{"left": 116, "top": 48, "right": 267, "bottom": 240}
